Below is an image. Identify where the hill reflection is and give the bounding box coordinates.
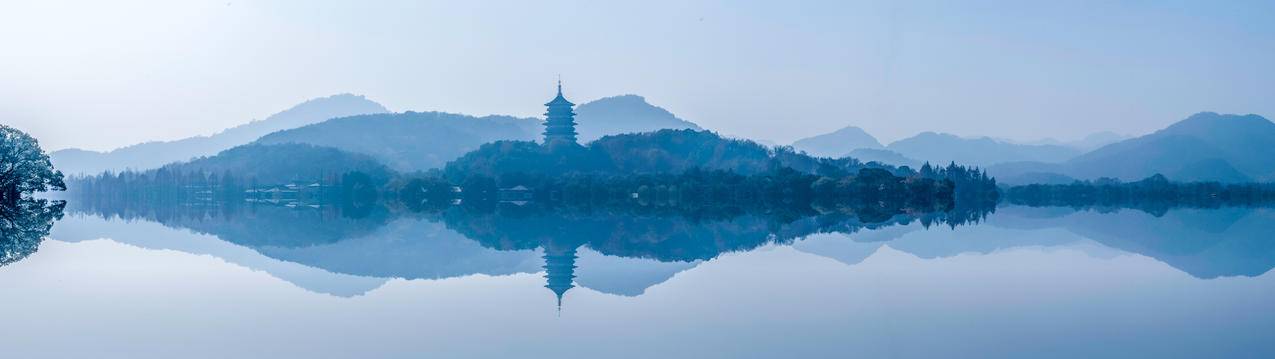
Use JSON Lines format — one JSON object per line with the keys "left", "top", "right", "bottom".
{"left": 59, "top": 196, "right": 988, "bottom": 301}
{"left": 41, "top": 196, "right": 1275, "bottom": 306}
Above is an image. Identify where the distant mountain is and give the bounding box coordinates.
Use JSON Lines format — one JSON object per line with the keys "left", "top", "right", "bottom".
{"left": 1017, "top": 131, "right": 1129, "bottom": 152}
{"left": 51, "top": 94, "right": 388, "bottom": 175}
{"left": 1068, "top": 131, "right": 1129, "bottom": 152}
{"left": 574, "top": 95, "right": 701, "bottom": 142}
{"left": 255, "top": 111, "right": 540, "bottom": 172}
{"left": 990, "top": 112, "right": 1275, "bottom": 183}
{"left": 886, "top": 132, "right": 1081, "bottom": 167}
{"left": 254, "top": 94, "right": 705, "bottom": 172}
{"left": 846, "top": 148, "right": 921, "bottom": 168}
{"left": 791, "top": 126, "right": 883, "bottom": 158}
{"left": 1070, "top": 112, "right": 1275, "bottom": 182}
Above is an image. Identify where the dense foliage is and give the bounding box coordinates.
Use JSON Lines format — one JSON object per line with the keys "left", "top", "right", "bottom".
{"left": 443, "top": 129, "right": 997, "bottom": 202}
{"left": 0, "top": 125, "right": 66, "bottom": 266}
{"left": 0, "top": 125, "right": 65, "bottom": 204}
{"left": 405, "top": 167, "right": 956, "bottom": 216}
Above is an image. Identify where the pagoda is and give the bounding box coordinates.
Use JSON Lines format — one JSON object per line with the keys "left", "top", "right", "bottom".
{"left": 542, "top": 243, "right": 579, "bottom": 311}
{"left": 542, "top": 81, "right": 578, "bottom": 144}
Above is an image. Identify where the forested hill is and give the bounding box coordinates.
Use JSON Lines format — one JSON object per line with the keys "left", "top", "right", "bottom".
{"left": 442, "top": 129, "right": 998, "bottom": 201}
{"left": 434, "top": 129, "right": 786, "bottom": 180}
{"left": 168, "top": 143, "right": 394, "bottom": 185}
{"left": 445, "top": 129, "right": 943, "bottom": 178}
{"left": 67, "top": 143, "right": 395, "bottom": 195}
{"left": 445, "top": 129, "right": 793, "bottom": 178}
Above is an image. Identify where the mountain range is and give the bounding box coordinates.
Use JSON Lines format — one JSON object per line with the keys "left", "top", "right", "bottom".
{"left": 1014, "top": 131, "right": 1130, "bottom": 152}
{"left": 53, "top": 93, "right": 703, "bottom": 175}
{"left": 990, "top": 112, "right": 1275, "bottom": 184}
{"left": 50, "top": 91, "right": 1275, "bottom": 186}
{"left": 50, "top": 94, "right": 389, "bottom": 175}
{"left": 885, "top": 132, "right": 1082, "bottom": 167}
{"left": 790, "top": 112, "right": 1274, "bottom": 184}
{"left": 790, "top": 126, "right": 1108, "bottom": 167}
{"left": 254, "top": 95, "right": 702, "bottom": 173}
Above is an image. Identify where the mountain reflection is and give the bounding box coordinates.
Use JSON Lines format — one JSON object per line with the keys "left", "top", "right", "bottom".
{"left": 987, "top": 206, "right": 1275, "bottom": 278}
{"left": 47, "top": 197, "right": 1275, "bottom": 306}
{"left": 60, "top": 196, "right": 988, "bottom": 302}
{"left": 436, "top": 202, "right": 986, "bottom": 306}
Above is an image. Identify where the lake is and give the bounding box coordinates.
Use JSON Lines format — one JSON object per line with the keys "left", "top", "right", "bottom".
{"left": 1, "top": 202, "right": 1272, "bottom": 358}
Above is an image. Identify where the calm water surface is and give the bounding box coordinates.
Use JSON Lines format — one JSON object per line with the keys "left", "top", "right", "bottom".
{"left": 1, "top": 204, "right": 1272, "bottom": 358}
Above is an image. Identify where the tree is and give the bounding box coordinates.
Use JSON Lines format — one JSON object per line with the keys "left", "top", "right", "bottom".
{"left": 0, "top": 125, "right": 65, "bottom": 204}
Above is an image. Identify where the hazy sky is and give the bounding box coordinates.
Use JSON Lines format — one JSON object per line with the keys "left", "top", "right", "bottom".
{"left": 2, "top": 0, "right": 1273, "bottom": 151}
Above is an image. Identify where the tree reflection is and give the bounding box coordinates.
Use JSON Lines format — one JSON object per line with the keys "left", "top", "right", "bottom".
{"left": 0, "top": 198, "right": 65, "bottom": 266}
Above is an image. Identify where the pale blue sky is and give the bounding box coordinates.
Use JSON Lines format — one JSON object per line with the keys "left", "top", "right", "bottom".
{"left": 2, "top": 0, "right": 1272, "bottom": 151}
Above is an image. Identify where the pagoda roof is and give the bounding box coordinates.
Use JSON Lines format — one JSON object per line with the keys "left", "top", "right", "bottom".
{"left": 544, "top": 82, "right": 575, "bottom": 106}
{"left": 545, "top": 93, "right": 574, "bottom": 107}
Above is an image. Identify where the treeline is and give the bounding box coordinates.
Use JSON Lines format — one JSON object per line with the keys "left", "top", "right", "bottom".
{"left": 401, "top": 166, "right": 957, "bottom": 219}
{"left": 1004, "top": 174, "right": 1275, "bottom": 215}
{"left": 69, "top": 169, "right": 256, "bottom": 204}
{"left": 65, "top": 168, "right": 380, "bottom": 213}
{"left": 917, "top": 161, "right": 999, "bottom": 206}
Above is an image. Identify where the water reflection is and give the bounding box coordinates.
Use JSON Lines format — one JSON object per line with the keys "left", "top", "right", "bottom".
{"left": 37, "top": 195, "right": 1272, "bottom": 310}
{"left": 54, "top": 196, "right": 991, "bottom": 302}
{"left": 988, "top": 205, "right": 1275, "bottom": 278}
{"left": 3, "top": 192, "right": 1271, "bottom": 358}
{"left": 0, "top": 198, "right": 64, "bottom": 266}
